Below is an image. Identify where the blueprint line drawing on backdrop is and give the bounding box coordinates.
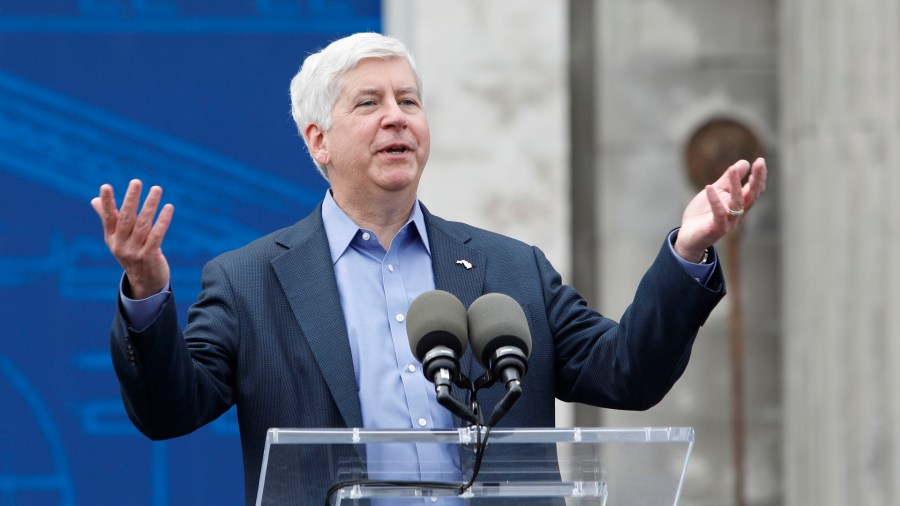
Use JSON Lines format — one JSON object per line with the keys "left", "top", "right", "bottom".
{"left": 0, "top": 1, "right": 380, "bottom": 503}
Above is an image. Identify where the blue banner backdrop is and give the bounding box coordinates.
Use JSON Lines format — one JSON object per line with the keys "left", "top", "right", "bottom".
{"left": 0, "top": 2, "right": 380, "bottom": 504}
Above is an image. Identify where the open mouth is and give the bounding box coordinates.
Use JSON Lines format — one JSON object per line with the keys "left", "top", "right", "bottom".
{"left": 383, "top": 144, "right": 410, "bottom": 155}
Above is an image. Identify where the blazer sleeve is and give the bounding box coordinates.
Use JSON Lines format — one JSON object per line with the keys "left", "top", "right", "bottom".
{"left": 543, "top": 237, "right": 725, "bottom": 410}
{"left": 110, "top": 259, "right": 238, "bottom": 440}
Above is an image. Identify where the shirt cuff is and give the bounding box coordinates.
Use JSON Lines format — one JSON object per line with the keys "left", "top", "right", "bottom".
{"left": 667, "top": 229, "right": 717, "bottom": 285}
{"left": 119, "top": 275, "right": 171, "bottom": 331}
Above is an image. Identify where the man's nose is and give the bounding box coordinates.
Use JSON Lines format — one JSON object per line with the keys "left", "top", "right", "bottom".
{"left": 381, "top": 101, "right": 408, "bottom": 129}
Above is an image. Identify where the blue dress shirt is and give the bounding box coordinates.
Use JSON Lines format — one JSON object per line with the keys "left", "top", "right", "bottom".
{"left": 320, "top": 191, "right": 460, "bottom": 483}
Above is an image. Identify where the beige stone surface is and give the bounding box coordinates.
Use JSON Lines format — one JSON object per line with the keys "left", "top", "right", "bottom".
{"left": 781, "top": 2, "right": 900, "bottom": 504}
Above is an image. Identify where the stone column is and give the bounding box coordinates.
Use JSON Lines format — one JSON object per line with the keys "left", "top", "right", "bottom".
{"left": 589, "top": 1, "right": 781, "bottom": 504}
{"left": 383, "top": 0, "right": 573, "bottom": 424}
{"left": 780, "top": 1, "right": 900, "bottom": 504}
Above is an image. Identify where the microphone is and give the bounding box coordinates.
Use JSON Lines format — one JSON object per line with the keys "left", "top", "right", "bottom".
{"left": 406, "top": 290, "right": 477, "bottom": 424}
{"left": 467, "top": 293, "right": 532, "bottom": 426}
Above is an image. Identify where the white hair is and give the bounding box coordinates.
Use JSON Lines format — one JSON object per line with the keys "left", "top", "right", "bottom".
{"left": 289, "top": 32, "right": 423, "bottom": 180}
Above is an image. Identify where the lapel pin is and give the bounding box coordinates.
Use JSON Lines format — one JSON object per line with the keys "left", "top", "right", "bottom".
{"left": 456, "top": 259, "right": 473, "bottom": 270}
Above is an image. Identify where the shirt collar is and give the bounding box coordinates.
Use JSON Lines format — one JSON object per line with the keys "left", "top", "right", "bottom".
{"left": 321, "top": 190, "right": 431, "bottom": 264}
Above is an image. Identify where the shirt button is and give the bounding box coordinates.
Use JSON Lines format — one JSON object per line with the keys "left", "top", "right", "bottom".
{"left": 395, "top": 314, "right": 405, "bottom": 323}
{"left": 407, "top": 364, "right": 416, "bottom": 373}
{"left": 388, "top": 264, "right": 394, "bottom": 272}
{"left": 418, "top": 418, "right": 427, "bottom": 427}
{"left": 362, "top": 232, "right": 371, "bottom": 241}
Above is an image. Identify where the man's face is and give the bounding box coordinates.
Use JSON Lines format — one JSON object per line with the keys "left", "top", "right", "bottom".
{"left": 312, "top": 57, "right": 430, "bottom": 199}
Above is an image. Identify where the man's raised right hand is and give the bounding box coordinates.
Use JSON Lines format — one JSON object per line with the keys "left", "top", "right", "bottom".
{"left": 91, "top": 179, "right": 174, "bottom": 299}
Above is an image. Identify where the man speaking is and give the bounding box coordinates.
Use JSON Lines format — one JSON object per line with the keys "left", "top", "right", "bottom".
{"left": 91, "top": 32, "right": 767, "bottom": 504}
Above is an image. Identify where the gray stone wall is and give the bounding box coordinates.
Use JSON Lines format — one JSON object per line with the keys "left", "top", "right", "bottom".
{"left": 586, "top": 1, "right": 781, "bottom": 505}
{"left": 385, "top": 1, "right": 783, "bottom": 504}
{"left": 386, "top": 1, "right": 570, "bottom": 271}
{"left": 781, "top": 1, "right": 900, "bottom": 505}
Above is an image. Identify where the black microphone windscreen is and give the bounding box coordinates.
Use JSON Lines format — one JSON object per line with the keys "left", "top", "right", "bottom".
{"left": 406, "top": 290, "right": 469, "bottom": 361}
{"left": 467, "top": 293, "right": 532, "bottom": 366}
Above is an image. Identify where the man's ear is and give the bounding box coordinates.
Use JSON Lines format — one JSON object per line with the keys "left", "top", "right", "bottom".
{"left": 304, "top": 123, "right": 330, "bottom": 166}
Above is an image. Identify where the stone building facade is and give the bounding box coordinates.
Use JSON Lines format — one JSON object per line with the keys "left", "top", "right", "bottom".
{"left": 386, "top": 1, "right": 899, "bottom": 504}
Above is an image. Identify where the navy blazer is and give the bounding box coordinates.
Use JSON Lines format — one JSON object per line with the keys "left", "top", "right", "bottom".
{"left": 110, "top": 204, "right": 724, "bottom": 504}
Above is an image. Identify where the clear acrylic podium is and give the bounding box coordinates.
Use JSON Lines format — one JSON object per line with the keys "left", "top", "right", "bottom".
{"left": 255, "top": 426, "right": 694, "bottom": 505}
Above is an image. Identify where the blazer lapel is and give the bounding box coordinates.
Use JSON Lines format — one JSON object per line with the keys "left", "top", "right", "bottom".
{"left": 425, "top": 210, "right": 488, "bottom": 422}
{"left": 427, "top": 220, "right": 486, "bottom": 308}
{"left": 271, "top": 208, "right": 363, "bottom": 428}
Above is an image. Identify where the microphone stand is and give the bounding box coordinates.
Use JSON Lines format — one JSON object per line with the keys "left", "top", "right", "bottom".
{"left": 473, "top": 346, "right": 528, "bottom": 427}
{"left": 433, "top": 371, "right": 478, "bottom": 425}
{"left": 423, "top": 346, "right": 479, "bottom": 424}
